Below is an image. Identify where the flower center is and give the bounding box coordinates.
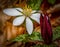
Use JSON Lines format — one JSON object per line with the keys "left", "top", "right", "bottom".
{"left": 23, "top": 5, "right": 32, "bottom": 17}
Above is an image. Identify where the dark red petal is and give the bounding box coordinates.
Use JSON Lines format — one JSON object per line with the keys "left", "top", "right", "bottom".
{"left": 40, "top": 14, "right": 53, "bottom": 44}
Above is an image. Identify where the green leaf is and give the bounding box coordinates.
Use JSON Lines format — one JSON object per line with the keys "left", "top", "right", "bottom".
{"left": 12, "top": 34, "right": 28, "bottom": 42}
{"left": 27, "top": 0, "right": 42, "bottom": 10}
{"left": 48, "top": 0, "right": 56, "bottom": 5}
{"left": 33, "top": 43, "right": 57, "bottom": 47}
{"left": 12, "top": 32, "right": 43, "bottom": 42}
{"left": 28, "top": 32, "right": 43, "bottom": 41}
{"left": 53, "top": 26, "right": 60, "bottom": 40}
{"left": 12, "top": 26, "right": 60, "bottom": 42}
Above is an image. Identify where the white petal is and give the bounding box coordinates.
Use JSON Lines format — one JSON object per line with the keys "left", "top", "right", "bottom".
{"left": 3, "top": 8, "right": 23, "bottom": 16}
{"left": 26, "top": 17, "right": 33, "bottom": 35}
{"left": 15, "top": 8, "right": 23, "bottom": 12}
{"left": 31, "top": 13, "right": 40, "bottom": 18}
{"left": 13, "top": 16, "right": 25, "bottom": 26}
{"left": 30, "top": 16, "right": 40, "bottom": 24}
{"left": 31, "top": 10, "right": 37, "bottom": 13}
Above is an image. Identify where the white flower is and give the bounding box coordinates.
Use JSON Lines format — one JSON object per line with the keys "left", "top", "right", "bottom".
{"left": 3, "top": 8, "right": 41, "bottom": 35}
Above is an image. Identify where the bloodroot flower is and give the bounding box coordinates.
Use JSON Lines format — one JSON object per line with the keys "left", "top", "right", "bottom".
{"left": 3, "top": 7, "right": 40, "bottom": 35}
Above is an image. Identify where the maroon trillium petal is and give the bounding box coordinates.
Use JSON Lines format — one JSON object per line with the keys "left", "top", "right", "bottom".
{"left": 40, "top": 14, "right": 53, "bottom": 44}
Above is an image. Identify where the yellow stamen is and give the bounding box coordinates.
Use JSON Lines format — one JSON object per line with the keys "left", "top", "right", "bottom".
{"left": 23, "top": 5, "right": 32, "bottom": 17}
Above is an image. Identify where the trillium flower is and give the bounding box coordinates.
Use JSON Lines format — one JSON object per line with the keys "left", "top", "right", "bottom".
{"left": 40, "top": 13, "right": 53, "bottom": 44}
{"left": 3, "top": 8, "right": 40, "bottom": 35}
